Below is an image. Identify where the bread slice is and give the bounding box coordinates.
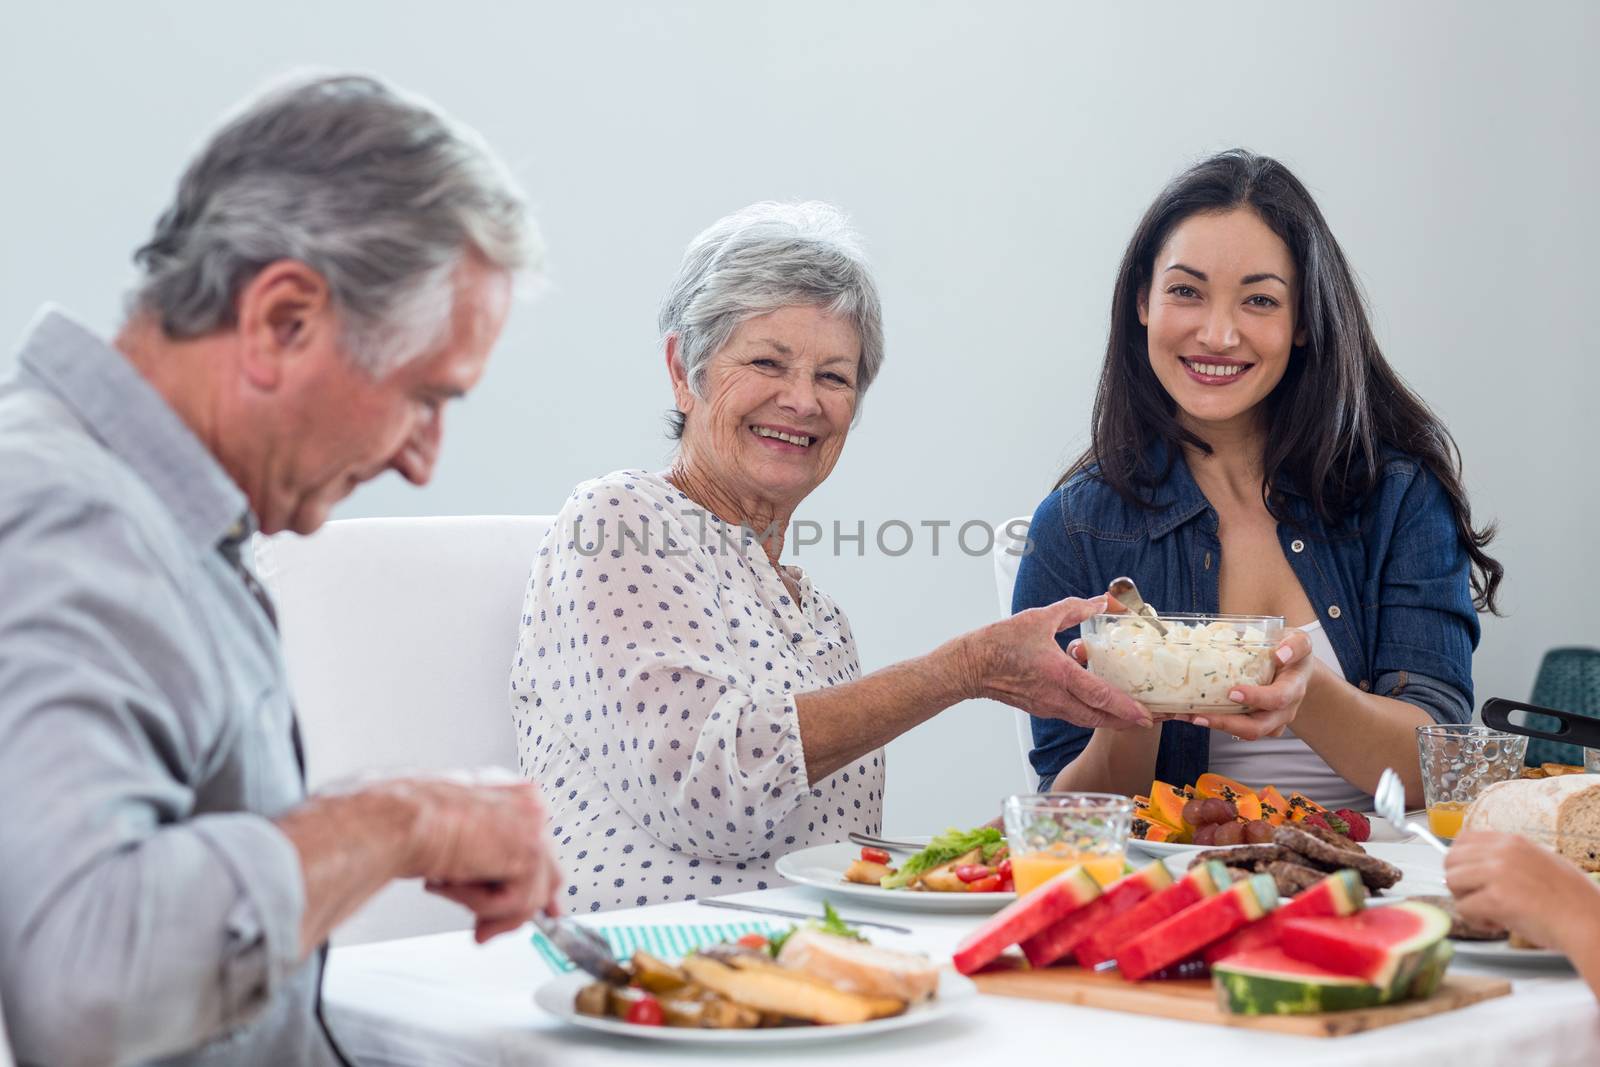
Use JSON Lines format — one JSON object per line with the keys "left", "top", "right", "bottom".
{"left": 1463, "top": 776, "right": 1600, "bottom": 871}
{"left": 775, "top": 929, "right": 939, "bottom": 1002}
{"left": 682, "top": 954, "right": 906, "bottom": 1025}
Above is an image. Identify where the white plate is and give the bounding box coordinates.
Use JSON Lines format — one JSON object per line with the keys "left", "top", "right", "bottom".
{"left": 1445, "top": 939, "right": 1572, "bottom": 966}
{"left": 1130, "top": 821, "right": 1417, "bottom": 858}
{"left": 534, "top": 968, "right": 976, "bottom": 1043}
{"left": 774, "top": 841, "right": 1016, "bottom": 912}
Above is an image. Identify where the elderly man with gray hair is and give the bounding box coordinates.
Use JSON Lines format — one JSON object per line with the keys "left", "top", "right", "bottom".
{"left": 0, "top": 75, "right": 562, "bottom": 1065}
{"left": 509, "top": 202, "right": 1151, "bottom": 915}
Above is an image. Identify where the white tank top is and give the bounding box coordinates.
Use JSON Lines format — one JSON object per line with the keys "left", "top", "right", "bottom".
{"left": 1203, "top": 622, "right": 1372, "bottom": 813}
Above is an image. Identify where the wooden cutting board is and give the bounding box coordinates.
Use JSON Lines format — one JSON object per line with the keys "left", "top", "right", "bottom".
{"left": 971, "top": 964, "right": 1511, "bottom": 1037}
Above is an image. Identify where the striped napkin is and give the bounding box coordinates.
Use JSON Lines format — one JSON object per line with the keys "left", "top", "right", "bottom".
{"left": 530, "top": 921, "right": 783, "bottom": 975}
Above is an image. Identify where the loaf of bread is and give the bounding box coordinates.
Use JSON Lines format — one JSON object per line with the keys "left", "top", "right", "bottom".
{"left": 1461, "top": 775, "right": 1600, "bottom": 871}
{"left": 776, "top": 928, "right": 940, "bottom": 1002}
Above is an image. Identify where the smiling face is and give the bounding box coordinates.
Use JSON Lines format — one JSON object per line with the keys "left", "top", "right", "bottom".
{"left": 670, "top": 304, "right": 861, "bottom": 517}
{"left": 260, "top": 255, "right": 512, "bottom": 534}
{"left": 1138, "top": 208, "right": 1305, "bottom": 436}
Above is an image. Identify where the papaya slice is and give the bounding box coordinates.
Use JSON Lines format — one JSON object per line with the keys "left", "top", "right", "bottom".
{"left": 1196, "top": 773, "right": 1262, "bottom": 821}
{"left": 1149, "top": 781, "right": 1193, "bottom": 829}
{"left": 1131, "top": 817, "right": 1180, "bottom": 842}
{"left": 1258, "top": 785, "right": 1290, "bottom": 826}
{"left": 1287, "top": 792, "right": 1327, "bottom": 822}
{"left": 1134, "top": 804, "right": 1190, "bottom": 842}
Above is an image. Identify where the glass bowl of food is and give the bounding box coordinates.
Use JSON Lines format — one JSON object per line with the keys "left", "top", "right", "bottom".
{"left": 1079, "top": 611, "right": 1284, "bottom": 714}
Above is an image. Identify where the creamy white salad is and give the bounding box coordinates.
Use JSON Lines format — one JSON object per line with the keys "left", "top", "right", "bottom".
{"left": 1081, "top": 613, "right": 1281, "bottom": 712}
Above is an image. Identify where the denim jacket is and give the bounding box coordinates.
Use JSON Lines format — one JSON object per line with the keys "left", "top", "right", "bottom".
{"left": 1013, "top": 445, "right": 1479, "bottom": 791}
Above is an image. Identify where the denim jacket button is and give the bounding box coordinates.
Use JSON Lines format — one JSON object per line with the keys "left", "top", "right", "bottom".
{"left": 1327, "top": 604, "right": 1342, "bottom": 619}
{"left": 1359, "top": 679, "right": 1371, "bottom": 691}
{"left": 1291, "top": 539, "right": 1305, "bottom": 553}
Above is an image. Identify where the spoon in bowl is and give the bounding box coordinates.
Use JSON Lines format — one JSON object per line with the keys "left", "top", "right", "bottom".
{"left": 1108, "top": 576, "right": 1168, "bottom": 636}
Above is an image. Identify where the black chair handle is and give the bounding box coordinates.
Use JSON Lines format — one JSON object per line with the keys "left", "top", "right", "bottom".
{"left": 1481, "top": 696, "right": 1600, "bottom": 750}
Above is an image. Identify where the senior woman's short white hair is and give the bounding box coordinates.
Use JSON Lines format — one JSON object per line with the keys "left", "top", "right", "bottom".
{"left": 657, "top": 201, "right": 884, "bottom": 438}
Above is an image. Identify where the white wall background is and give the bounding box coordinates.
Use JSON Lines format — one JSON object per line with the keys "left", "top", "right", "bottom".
{"left": 3, "top": 1, "right": 1596, "bottom": 833}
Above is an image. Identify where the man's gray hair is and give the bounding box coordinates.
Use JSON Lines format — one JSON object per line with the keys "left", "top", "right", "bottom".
{"left": 131, "top": 73, "right": 540, "bottom": 374}
{"left": 657, "top": 201, "right": 884, "bottom": 438}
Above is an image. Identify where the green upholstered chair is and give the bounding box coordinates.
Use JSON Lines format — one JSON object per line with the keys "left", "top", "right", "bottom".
{"left": 1520, "top": 647, "right": 1600, "bottom": 767}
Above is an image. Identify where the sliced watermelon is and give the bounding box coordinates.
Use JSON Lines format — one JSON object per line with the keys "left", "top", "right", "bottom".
{"left": 1216, "top": 934, "right": 1456, "bottom": 1014}
{"left": 1117, "top": 874, "right": 1278, "bottom": 981}
{"left": 1074, "top": 861, "right": 1229, "bottom": 968}
{"left": 951, "top": 865, "right": 1101, "bottom": 975}
{"left": 1202, "top": 869, "right": 1366, "bottom": 966}
{"left": 1019, "top": 861, "right": 1175, "bottom": 968}
{"left": 1213, "top": 946, "right": 1395, "bottom": 1015}
{"left": 1404, "top": 939, "right": 1454, "bottom": 999}
{"left": 1279, "top": 901, "right": 1452, "bottom": 988}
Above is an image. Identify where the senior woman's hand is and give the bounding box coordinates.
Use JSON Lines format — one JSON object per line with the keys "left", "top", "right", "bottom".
{"left": 966, "top": 595, "right": 1153, "bottom": 730}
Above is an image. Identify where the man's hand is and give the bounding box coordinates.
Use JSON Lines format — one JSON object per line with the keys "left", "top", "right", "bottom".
{"left": 278, "top": 772, "right": 565, "bottom": 952}
{"left": 393, "top": 777, "right": 565, "bottom": 943}
{"left": 966, "top": 596, "right": 1152, "bottom": 730}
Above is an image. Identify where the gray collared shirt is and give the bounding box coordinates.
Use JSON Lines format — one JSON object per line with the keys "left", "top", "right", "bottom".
{"left": 0, "top": 309, "right": 339, "bottom": 1066}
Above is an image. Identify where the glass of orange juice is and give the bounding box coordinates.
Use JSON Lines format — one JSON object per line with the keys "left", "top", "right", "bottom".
{"left": 1417, "top": 724, "right": 1527, "bottom": 840}
{"left": 1002, "top": 793, "right": 1132, "bottom": 894}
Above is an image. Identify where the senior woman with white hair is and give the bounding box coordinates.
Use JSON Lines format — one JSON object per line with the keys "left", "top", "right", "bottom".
{"left": 511, "top": 201, "right": 1149, "bottom": 913}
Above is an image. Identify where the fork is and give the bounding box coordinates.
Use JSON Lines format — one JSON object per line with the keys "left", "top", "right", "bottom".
{"left": 848, "top": 831, "right": 926, "bottom": 854}
{"left": 1374, "top": 767, "right": 1450, "bottom": 855}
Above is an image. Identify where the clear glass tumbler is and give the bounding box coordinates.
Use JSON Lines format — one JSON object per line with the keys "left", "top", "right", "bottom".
{"left": 1002, "top": 793, "right": 1132, "bottom": 894}
{"left": 1416, "top": 724, "right": 1528, "bottom": 840}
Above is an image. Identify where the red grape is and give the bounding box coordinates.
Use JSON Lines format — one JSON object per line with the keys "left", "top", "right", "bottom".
{"left": 1193, "top": 823, "right": 1219, "bottom": 846}
{"left": 1243, "top": 819, "right": 1276, "bottom": 844}
{"left": 1181, "top": 798, "right": 1208, "bottom": 827}
{"left": 1212, "top": 821, "right": 1244, "bottom": 846}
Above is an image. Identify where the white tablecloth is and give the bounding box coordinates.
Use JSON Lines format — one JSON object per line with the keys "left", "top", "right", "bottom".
{"left": 325, "top": 846, "right": 1600, "bottom": 1067}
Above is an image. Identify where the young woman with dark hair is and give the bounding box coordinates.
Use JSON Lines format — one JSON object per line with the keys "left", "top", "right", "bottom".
{"left": 1015, "top": 149, "right": 1502, "bottom": 809}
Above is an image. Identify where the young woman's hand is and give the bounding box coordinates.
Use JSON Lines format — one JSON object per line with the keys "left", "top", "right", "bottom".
{"left": 1182, "top": 629, "right": 1314, "bottom": 740}
{"left": 1446, "top": 831, "right": 1600, "bottom": 951}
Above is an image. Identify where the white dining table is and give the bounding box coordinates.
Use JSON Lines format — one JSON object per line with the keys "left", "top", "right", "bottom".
{"left": 324, "top": 844, "right": 1600, "bottom": 1067}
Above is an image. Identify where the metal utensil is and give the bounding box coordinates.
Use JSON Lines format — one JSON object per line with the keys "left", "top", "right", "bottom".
{"left": 1107, "top": 576, "right": 1168, "bottom": 636}
{"left": 1481, "top": 697, "right": 1600, "bottom": 749}
{"left": 696, "top": 897, "right": 913, "bottom": 934}
{"left": 531, "top": 912, "right": 628, "bottom": 982}
{"left": 848, "top": 831, "right": 925, "bottom": 854}
{"left": 1374, "top": 767, "right": 1449, "bottom": 855}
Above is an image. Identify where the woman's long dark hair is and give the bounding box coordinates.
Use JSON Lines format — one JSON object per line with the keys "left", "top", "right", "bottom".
{"left": 1062, "top": 149, "right": 1503, "bottom": 613}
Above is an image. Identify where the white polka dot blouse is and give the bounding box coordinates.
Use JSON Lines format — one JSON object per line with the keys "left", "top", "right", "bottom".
{"left": 510, "top": 470, "right": 884, "bottom": 914}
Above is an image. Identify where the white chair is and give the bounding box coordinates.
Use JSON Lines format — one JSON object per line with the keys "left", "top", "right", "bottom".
{"left": 256, "top": 515, "right": 554, "bottom": 945}
{"left": 992, "top": 515, "right": 1040, "bottom": 792}
{"left": 0, "top": 990, "right": 14, "bottom": 1067}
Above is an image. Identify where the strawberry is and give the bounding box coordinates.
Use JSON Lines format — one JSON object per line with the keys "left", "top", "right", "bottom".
{"left": 1334, "top": 808, "right": 1371, "bottom": 843}
{"left": 1303, "top": 813, "right": 1333, "bottom": 832}
{"left": 1324, "top": 813, "right": 1351, "bottom": 836}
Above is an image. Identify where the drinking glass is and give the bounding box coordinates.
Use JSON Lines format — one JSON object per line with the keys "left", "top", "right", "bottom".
{"left": 1416, "top": 724, "right": 1528, "bottom": 840}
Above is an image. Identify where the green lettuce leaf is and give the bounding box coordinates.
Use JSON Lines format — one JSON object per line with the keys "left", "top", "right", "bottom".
{"left": 879, "top": 826, "right": 1003, "bottom": 889}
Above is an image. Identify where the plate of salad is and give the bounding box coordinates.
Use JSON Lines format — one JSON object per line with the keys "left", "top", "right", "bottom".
{"left": 774, "top": 828, "right": 1017, "bottom": 912}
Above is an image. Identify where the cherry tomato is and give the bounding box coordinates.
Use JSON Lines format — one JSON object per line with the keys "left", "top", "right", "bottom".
{"left": 626, "top": 996, "right": 665, "bottom": 1026}
{"left": 996, "top": 858, "right": 1013, "bottom": 880}
{"left": 999, "top": 877, "right": 1015, "bottom": 893}
{"left": 954, "top": 864, "right": 993, "bottom": 883}
{"left": 968, "top": 874, "right": 1004, "bottom": 892}
{"left": 736, "top": 933, "right": 769, "bottom": 950}
{"left": 859, "top": 847, "right": 891, "bottom": 865}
